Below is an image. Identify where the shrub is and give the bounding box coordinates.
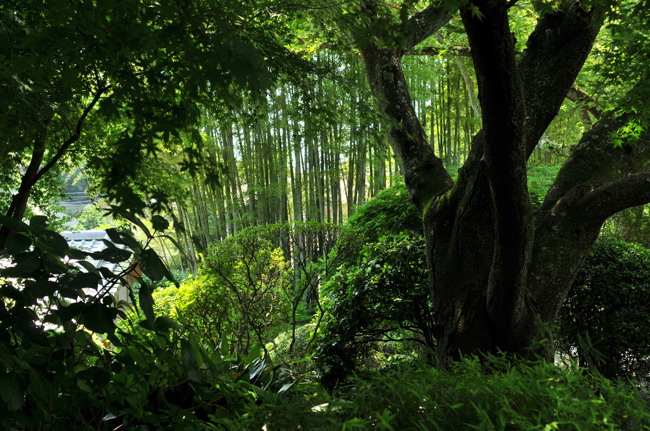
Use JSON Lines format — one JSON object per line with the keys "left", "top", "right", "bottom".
{"left": 601, "top": 204, "right": 650, "bottom": 248}
{"left": 154, "top": 226, "right": 294, "bottom": 355}
{"left": 316, "top": 233, "right": 432, "bottom": 389}
{"left": 556, "top": 239, "right": 650, "bottom": 379}
{"left": 527, "top": 164, "right": 562, "bottom": 211}
{"left": 0, "top": 215, "right": 292, "bottom": 430}
{"left": 265, "top": 322, "right": 320, "bottom": 377}
{"left": 347, "top": 184, "right": 422, "bottom": 243}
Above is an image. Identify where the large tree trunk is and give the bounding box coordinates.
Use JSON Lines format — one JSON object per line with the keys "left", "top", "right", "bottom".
{"left": 354, "top": 1, "right": 650, "bottom": 366}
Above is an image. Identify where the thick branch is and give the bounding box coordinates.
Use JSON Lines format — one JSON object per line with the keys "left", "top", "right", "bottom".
{"left": 355, "top": 4, "right": 452, "bottom": 212}
{"left": 442, "top": 3, "right": 601, "bottom": 166}
{"left": 360, "top": 46, "right": 453, "bottom": 212}
{"left": 528, "top": 170, "right": 650, "bottom": 322}
{"left": 540, "top": 81, "right": 650, "bottom": 216}
{"left": 5, "top": 135, "right": 47, "bottom": 221}
{"left": 0, "top": 118, "right": 49, "bottom": 250}
{"left": 529, "top": 82, "right": 650, "bottom": 321}
{"left": 519, "top": 2, "right": 603, "bottom": 157}
{"left": 0, "top": 88, "right": 107, "bottom": 251}
{"left": 405, "top": 5, "right": 451, "bottom": 50}
{"left": 579, "top": 172, "right": 650, "bottom": 224}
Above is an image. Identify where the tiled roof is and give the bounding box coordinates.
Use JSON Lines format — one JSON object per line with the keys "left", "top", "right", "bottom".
{"left": 61, "top": 230, "right": 125, "bottom": 275}
{"left": 60, "top": 230, "right": 133, "bottom": 303}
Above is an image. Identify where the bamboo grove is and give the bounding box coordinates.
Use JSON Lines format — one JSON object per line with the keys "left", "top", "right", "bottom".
{"left": 169, "top": 50, "right": 488, "bottom": 268}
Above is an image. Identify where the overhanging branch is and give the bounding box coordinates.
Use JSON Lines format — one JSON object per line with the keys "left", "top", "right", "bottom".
{"left": 579, "top": 172, "right": 650, "bottom": 224}
{"left": 405, "top": 5, "right": 451, "bottom": 50}
{"left": 29, "top": 86, "right": 109, "bottom": 188}
{"left": 539, "top": 77, "right": 650, "bottom": 217}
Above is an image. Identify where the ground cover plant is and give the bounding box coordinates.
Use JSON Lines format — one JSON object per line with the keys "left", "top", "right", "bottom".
{"left": 238, "top": 356, "right": 650, "bottom": 430}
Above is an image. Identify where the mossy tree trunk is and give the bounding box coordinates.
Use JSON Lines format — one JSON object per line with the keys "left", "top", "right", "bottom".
{"left": 355, "top": 1, "right": 650, "bottom": 365}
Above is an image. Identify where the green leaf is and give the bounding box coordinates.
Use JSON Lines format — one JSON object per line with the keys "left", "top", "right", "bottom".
{"left": 246, "top": 344, "right": 261, "bottom": 364}
{"left": 123, "top": 345, "right": 148, "bottom": 366}
{"left": 154, "top": 316, "right": 180, "bottom": 332}
{"left": 278, "top": 381, "right": 296, "bottom": 394}
{"left": 0, "top": 373, "right": 24, "bottom": 411}
{"left": 57, "top": 302, "right": 87, "bottom": 320}
{"left": 63, "top": 272, "right": 103, "bottom": 291}
{"left": 249, "top": 357, "right": 267, "bottom": 382}
{"left": 1, "top": 251, "right": 41, "bottom": 277}
{"left": 103, "top": 412, "right": 123, "bottom": 421}
{"left": 151, "top": 215, "right": 169, "bottom": 232}
{"left": 41, "top": 252, "right": 69, "bottom": 274}
{"left": 140, "top": 248, "right": 166, "bottom": 282}
{"left": 181, "top": 339, "right": 198, "bottom": 370}
{"left": 91, "top": 242, "right": 132, "bottom": 263}
{"left": 139, "top": 318, "right": 155, "bottom": 331}
{"left": 67, "top": 248, "right": 89, "bottom": 260}
{"left": 29, "top": 280, "right": 58, "bottom": 298}
{"left": 119, "top": 211, "right": 151, "bottom": 238}
{"left": 27, "top": 368, "right": 54, "bottom": 403}
{"left": 0, "top": 215, "right": 29, "bottom": 233}
{"left": 5, "top": 232, "right": 32, "bottom": 254}
{"left": 105, "top": 228, "right": 141, "bottom": 251}
{"left": 138, "top": 282, "right": 155, "bottom": 324}
{"left": 81, "top": 303, "right": 117, "bottom": 334}
{"left": 37, "top": 230, "right": 69, "bottom": 257}
{"left": 76, "top": 260, "right": 101, "bottom": 275}
{"left": 29, "top": 215, "right": 48, "bottom": 233}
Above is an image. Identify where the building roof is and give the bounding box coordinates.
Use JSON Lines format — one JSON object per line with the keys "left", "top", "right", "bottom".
{"left": 61, "top": 230, "right": 126, "bottom": 275}
{"left": 61, "top": 229, "right": 134, "bottom": 303}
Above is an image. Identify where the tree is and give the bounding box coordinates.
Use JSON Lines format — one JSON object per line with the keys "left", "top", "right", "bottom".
{"left": 0, "top": 0, "right": 297, "bottom": 249}
{"left": 316, "top": 0, "right": 650, "bottom": 364}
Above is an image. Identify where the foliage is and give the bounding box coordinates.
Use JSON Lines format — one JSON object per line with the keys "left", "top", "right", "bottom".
{"left": 327, "top": 356, "right": 650, "bottom": 430}
{"left": 556, "top": 239, "right": 650, "bottom": 379}
{"left": 0, "top": 0, "right": 307, "bottom": 246}
{"left": 234, "top": 355, "right": 650, "bottom": 430}
{"left": 601, "top": 204, "right": 650, "bottom": 248}
{"left": 316, "top": 233, "right": 432, "bottom": 389}
{"left": 0, "top": 215, "right": 292, "bottom": 430}
{"left": 527, "top": 164, "right": 562, "bottom": 211}
{"left": 71, "top": 200, "right": 131, "bottom": 232}
{"left": 155, "top": 227, "right": 293, "bottom": 355}
{"left": 267, "top": 322, "right": 320, "bottom": 375}
{"left": 347, "top": 184, "right": 422, "bottom": 242}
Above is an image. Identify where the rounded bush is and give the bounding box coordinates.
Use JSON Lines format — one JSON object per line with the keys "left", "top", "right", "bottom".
{"left": 316, "top": 233, "right": 432, "bottom": 388}
{"left": 556, "top": 239, "right": 650, "bottom": 379}
{"left": 347, "top": 184, "right": 422, "bottom": 242}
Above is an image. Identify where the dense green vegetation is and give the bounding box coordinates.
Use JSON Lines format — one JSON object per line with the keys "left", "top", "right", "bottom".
{"left": 2, "top": 0, "right": 650, "bottom": 429}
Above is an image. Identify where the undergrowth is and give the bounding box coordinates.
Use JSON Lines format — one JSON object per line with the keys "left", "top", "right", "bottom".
{"left": 241, "top": 355, "right": 650, "bottom": 430}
